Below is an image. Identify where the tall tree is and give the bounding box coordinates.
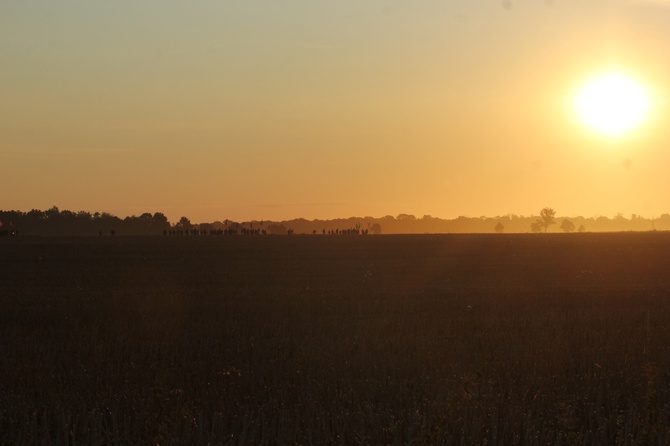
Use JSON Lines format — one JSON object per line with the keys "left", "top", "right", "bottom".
{"left": 539, "top": 208, "right": 556, "bottom": 233}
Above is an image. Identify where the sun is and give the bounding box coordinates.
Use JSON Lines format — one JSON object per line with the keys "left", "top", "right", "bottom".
{"left": 573, "top": 71, "right": 651, "bottom": 138}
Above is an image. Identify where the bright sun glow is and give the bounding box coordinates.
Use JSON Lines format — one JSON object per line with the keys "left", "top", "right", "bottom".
{"left": 574, "top": 71, "right": 651, "bottom": 137}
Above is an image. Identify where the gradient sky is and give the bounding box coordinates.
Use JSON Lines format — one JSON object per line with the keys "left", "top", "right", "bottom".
{"left": 2, "top": 0, "right": 670, "bottom": 223}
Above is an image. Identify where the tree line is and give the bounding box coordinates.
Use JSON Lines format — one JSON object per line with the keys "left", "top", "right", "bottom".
{"left": 0, "top": 207, "right": 170, "bottom": 237}
{"left": 1, "top": 206, "right": 669, "bottom": 236}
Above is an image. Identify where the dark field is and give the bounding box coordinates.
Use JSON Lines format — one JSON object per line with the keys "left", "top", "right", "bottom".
{"left": 2, "top": 234, "right": 670, "bottom": 445}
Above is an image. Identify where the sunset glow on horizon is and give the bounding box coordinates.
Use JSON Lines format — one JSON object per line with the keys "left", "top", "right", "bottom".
{"left": 2, "top": 1, "right": 670, "bottom": 223}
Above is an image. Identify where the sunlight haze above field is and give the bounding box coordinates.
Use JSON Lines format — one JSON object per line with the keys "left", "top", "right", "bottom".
{"left": 2, "top": 0, "right": 670, "bottom": 223}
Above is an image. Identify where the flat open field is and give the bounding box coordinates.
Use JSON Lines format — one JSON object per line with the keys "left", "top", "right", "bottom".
{"left": 2, "top": 233, "right": 670, "bottom": 445}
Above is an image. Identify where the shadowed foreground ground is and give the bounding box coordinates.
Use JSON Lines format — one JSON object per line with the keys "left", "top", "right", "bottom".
{"left": 1, "top": 233, "right": 670, "bottom": 445}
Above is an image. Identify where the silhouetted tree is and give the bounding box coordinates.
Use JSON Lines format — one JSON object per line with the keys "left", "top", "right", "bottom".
{"left": 396, "top": 214, "right": 416, "bottom": 220}
{"left": 578, "top": 224, "right": 586, "bottom": 233}
{"left": 530, "top": 220, "right": 543, "bottom": 233}
{"left": 540, "top": 208, "right": 556, "bottom": 232}
{"left": 560, "top": 219, "right": 576, "bottom": 233}
{"left": 495, "top": 221, "right": 504, "bottom": 233}
{"left": 45, "top": 206, "right": 60, "bottom": 220}
{"left": 152, "top": 212, "right": 171, "bottom": 231}
{"left": 176, "top": 216, "right": 192, "bottom": 231}
{"left": 77, "top": 211, "right": 93, "bottom": 221}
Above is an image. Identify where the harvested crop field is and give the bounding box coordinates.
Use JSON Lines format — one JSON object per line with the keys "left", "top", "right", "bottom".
{"left": 2, "top": 233, "right": 670, "bottom": 445}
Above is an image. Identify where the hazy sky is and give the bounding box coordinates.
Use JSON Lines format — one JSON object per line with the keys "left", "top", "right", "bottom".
{"left": 2, "top": 0, "right": 670, "bottom": 223}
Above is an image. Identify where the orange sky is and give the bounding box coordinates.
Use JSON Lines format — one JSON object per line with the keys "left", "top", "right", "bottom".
{"left": 2, "top": 1, "right": 669, "bottom": 223}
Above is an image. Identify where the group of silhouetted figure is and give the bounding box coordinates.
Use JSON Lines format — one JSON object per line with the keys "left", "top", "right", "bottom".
{"left": 157, "top": 227, "right": 370, "bottom": 236}
{"left": 163, "top": 228, "right": 268, "bottom": 236}
{"left": 313, "top": 227, "right": 369, "bottom": 236}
